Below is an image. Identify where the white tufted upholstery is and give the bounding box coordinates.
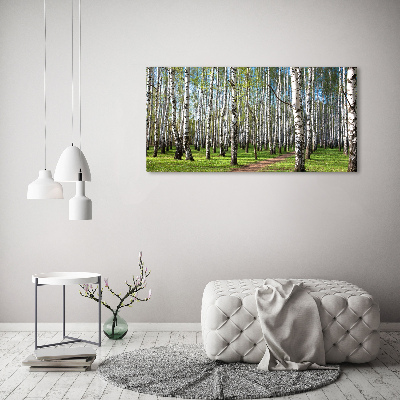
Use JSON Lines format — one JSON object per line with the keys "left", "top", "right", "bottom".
{"left": 201, "top": 279, "right": 380, "bottom": 364}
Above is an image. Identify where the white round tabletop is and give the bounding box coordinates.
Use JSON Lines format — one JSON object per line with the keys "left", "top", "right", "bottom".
{"left": 32, "top": 272, "right": 101, "bottom": 285}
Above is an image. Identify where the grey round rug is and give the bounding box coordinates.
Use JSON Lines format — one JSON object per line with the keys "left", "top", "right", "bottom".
{"left": 98, "top": 344, "right": 340, "bottom": 399}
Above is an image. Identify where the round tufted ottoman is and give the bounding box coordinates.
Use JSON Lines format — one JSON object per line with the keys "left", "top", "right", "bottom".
{"left": 201, "top": 279, "right": 380, "bottom": 364}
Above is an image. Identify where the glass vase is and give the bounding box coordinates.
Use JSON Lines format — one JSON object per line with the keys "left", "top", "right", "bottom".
{"left": 103, "top": 312, "right": 128, "bottom": 340}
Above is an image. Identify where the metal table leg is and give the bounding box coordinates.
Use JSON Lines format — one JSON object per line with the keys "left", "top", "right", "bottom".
{"left": 35, "top": 276, "right": 102, "bottom": 349}
{"left": 98, "top": 276, "right": 102, "bottom": 347}
{"left": 63, "top": 285, "right": 65, "bottom": 338}
{"left": 35, "top": 277, "right": 38, "bottom": 350}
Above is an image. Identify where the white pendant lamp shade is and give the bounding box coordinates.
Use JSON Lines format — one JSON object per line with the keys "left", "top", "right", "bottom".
{"left": 27, "top": 0, "right": 64, "bottom": 200}
{"left": 69, "top": 181, "right": 92, "bottom": 220}
{"left": 54, "top": 145, "right": 91, "bottom": 182}
{"left": 27, "top": 170, "right": 63, "bottom": 199}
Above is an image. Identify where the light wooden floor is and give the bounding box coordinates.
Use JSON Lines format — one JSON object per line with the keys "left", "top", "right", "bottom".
{"left": 0, "top": 330, "right": 399, "bottom": 400}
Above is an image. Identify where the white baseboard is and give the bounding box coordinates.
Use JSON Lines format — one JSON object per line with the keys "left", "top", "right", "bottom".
{"left": 0, "top": 322, "right": 398, "bottom": 332}
{"left": 0, "top": 322, "right": 202, "bottom": 332}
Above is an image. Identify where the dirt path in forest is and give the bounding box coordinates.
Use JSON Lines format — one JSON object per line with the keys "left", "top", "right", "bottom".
{"left": 230, "top": 151, "right": 295, "bottom": 172}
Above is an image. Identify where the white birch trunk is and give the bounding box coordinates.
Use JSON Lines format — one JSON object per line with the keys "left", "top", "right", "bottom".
{"left": 160, "top": 69, "right": 168, "bottom": 154}
{"left": 337, "top": 80, "right": 341, "bottom": 152}
{"left": 224, "top": 82, "right": 231, "bottom": 151}
{"left": 164, "top": 77, "right": 170, "bottom": 152}
{"left": 277, "top": 67, "right": 282, "bottom": 153}
{"left": 284, "top": 68, "right": 290, "bottom": 152}
{"left": 196, "top": 93, "right": 202, "bottom": 151}
{"left": 342, "top": 67, "right": 348, "bottom": 155}
{"left": 205, "top": 68, "right": 214, "bottom": 160}
{"left": 311, "top": 68, "right": 317, "bottom": 152}
{"left": 219, "top": 67, "right": 228, "bottom": 156}
{"left": 213, "top": 69, "right": 219, "bottom": 153}
{"left": 290, "top": 67, "right": 305, "bottom": 172}
{"left": 195, "top": 70, "right": 204, "bottom": 151}
{"left": 347, "top": 67, "right": 357, "bottom": 172}
{"left": 182, "top": 67, "right": 194, "bottom": 161}
{"left": 305, "top": 67, "right": 313, "bottom": 159}
{"left": 179, "top": 102, "right": 184, "bottom": 140}
{"left": 146, "top": 67, "right": 153, "bottom": 151}
{"left": 315, "top": 99, "right": 320, "bottom": 149}
{"left": 273, "top": 99, "right": 278, "bottom": 153}
{"left": 152, "top": 67, "right": 161, "bottom": 157}
{"left": 168, "top": 67, "right": 182, "bottom": 159}
{"left": 230, "top": 67, "right": 238, "bottom": 165}
{"left": 245, "top": 68, "right": 250, "bottom": 153}
{"left": 254, "top": 99, "right": 259, "bottom": 159}
{"left": 266, "top": 68, "right": 273, "bottom": 154}
{"left": 282, "top": 69, "right": 286, "bottom": 151}
{"left": 159, "top": 98, "right": 165, "bottom": 154}
{"left": 238, "top": 104, "right": 243, "bottom": 149}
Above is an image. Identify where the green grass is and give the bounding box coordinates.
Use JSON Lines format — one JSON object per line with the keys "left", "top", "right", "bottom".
{"left": 146, "top": 145, "right": 349, "bottom": 172}
{"left": 146, "top": 146, "right": 290, "bottom": 172}
{"left": 259, "top": 147, "right": 349, "bottom": 172}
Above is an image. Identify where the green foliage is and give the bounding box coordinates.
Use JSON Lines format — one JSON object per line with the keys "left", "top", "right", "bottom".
{"left": 258, "top": 147, "right": 348, "bottom": 172}
{"left": 146, "top": 146, "right": 290, "bottom": 172}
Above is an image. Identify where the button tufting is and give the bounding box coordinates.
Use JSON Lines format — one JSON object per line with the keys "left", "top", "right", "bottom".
{"left": 203, "top": 278, "right": 380, "bottom": 364}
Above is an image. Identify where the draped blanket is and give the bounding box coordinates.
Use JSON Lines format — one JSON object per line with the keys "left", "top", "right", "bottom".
{"left": 255, "top": 279, "right": 335, "bottom": 371}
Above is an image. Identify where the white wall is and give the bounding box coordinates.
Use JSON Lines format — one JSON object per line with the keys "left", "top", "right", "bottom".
{"left": 1, "top": 0, "right": 399, "bottom": 324}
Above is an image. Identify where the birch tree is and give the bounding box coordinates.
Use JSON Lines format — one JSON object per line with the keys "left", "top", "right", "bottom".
{"left": 311, "top": 68, "right": 317, "bottom": 152}
{"left": 266, "top": 68, "right": 273, "bottom": 154}
{"left": 245, "top": 68, "right": 250, "bottom": 153}
{"left": 337, "top": 80, "right": 341, "bottom": 152}
{"left": 182, "top": 67, "right": 194, "bottom": 161}
{"left": 342, "top": 67, "right": 348, "bottom": 155}
{"left": 277, "top": 68, "right": 282, "bottom": 153}
{"left": 305, "top": 67, "right": 313, "bottom": 159}
{"left": 195, "top": 70, "right": 204, "bottom": 151}
{"left": 161, "top": 71, "right": 169, "bottom": 153}
{"left": 152, "top": 67, "right": 161, "bottom": 157}
{"left": 347, "top": 67, "right": 357, "bottom": 172}
{"left": 291, "top": 67, "right": 305, "bottom": 172}
{"left": 146, "top": 67, "right": 153, "bottom": 151}
{"left": 205, "top": 68, "right": 215, "bottom": 160}
{"left": 168, "top": 68, "right": 183, "bottom": 160}
{"left": 219, "top": 67, "right": 228, "bottom": 156}
{"left": 230, "top": 67, "right": 238, "bottom": 165}
{"left": 283, "top": 69, "right": 288, "bottom": 152}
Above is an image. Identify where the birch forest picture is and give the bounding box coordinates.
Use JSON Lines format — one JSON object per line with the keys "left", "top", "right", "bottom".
{"left": 146, "top": 67, "right": 357, "bottom": 172}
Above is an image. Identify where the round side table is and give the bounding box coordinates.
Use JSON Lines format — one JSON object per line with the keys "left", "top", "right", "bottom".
{"left": 32, "top": 272, "right": 102, "bottom": 349}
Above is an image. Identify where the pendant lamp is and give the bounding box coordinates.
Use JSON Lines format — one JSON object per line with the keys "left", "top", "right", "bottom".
{"left": 27, "top": 0, "right": 63, "bottom": 200}
{"left": 69, "top": 171, "right": 92, "bottom": 220}
{"left": 54, "top": 145, "right": 91, "bottom": 182}
{"left": 54, "top": 0, "right": 92, "bottom": 220}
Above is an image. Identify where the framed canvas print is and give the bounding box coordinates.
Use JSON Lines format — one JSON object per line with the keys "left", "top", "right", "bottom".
{"left": 146, "top": 67, "right": 357, "bottom": 172}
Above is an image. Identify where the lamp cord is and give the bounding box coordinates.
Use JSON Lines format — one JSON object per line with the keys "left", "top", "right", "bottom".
{"left": 44, "top": 0, "right": 47, "bottom": 170}
{"left": 78, "top": 0, "right": 84, "bottom": 175}
{"left": 71, "top": 0, "right": 74, "bottom": 147}
{"left": 79, "top": 0, "right": 82, "bottom": 153}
